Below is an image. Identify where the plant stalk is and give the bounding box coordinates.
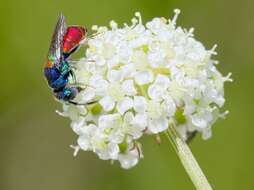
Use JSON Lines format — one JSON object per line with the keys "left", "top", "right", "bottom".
{"left": 165, "top": 125, "right": 213, "bottom": 190}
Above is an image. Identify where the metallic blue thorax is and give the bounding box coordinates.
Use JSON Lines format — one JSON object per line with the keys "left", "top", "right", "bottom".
{"left": 44, "top": 59, "right": 70, "bottom": 90}
{"left": 44, "top": 58, "right": 78, "bottom": 101}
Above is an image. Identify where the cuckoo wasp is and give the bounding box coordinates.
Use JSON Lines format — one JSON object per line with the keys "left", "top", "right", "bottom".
{"left": 44, "top": 14, "right": 88, "bottom": 104}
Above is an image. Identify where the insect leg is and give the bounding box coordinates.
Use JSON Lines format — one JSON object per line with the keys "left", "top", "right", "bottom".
{"left": 69, "top": 70, "right": 77, "bottom": 83}
{"left": 68, "top": 59, "right": 95, "bottom": 65}
{"left": 68, "top": 100, "right": 98, "bottom": 105}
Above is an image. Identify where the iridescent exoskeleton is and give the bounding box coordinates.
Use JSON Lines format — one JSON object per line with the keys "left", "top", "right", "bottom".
{"left": 44, "top": 14, "right": 87, "bottom": 104}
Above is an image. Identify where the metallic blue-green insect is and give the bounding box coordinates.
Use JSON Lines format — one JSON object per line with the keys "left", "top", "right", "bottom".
{"left": 44, "top": 14, "right": 87, "bottom": 104}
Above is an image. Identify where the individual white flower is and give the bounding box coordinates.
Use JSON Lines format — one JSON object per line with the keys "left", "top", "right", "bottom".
{"left": 56, "top": 104, "right": 87, "bottom": 121}
{"left": 98, "top": 82, "right": 125, "bottom": 112}
{"left": 77, "top": 123, "right": 97, "bottom": 151}
{"left": 98, "top": 112, "right": 146, "bottom": 144}
{"left": 95, "top": 142, "right": 120, "bottom": 160}
{"left": 148, "top": 74, "right": 170, "bottom": 100}
{"left": 56, "top": 9, "right": 231, "bottom": 169}
{"left": 118, "top": 146, "right": 141, "bottom": 169}
{"left": 146, "top": 100, "right": 169, "bottom": 133}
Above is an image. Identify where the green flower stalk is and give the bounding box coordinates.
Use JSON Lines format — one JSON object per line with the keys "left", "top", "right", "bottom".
{"left": 166, "top": 124, "right": 212, "bottom": 190}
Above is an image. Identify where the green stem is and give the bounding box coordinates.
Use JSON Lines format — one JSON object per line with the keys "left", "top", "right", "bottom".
{"left": 165, "top": 125, "right": 213, "bottom": 190}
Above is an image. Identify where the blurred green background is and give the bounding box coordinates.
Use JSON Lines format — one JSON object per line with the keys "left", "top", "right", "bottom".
{"left": 0, "top": 0, "right": 253, "bottom": 189}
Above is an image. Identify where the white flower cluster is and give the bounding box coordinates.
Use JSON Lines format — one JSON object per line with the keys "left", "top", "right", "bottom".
{"left": 58, "top": 9, "right": 231, "bottom": 169}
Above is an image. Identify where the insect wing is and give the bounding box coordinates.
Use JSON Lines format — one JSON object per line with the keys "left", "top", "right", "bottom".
{"left": 48, "top": 13, "right": 67, "bottom": 65}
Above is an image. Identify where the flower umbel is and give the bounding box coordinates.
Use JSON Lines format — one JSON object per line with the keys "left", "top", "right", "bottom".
{"left": 57, "top": 9, "right": 231, "bottom": 170}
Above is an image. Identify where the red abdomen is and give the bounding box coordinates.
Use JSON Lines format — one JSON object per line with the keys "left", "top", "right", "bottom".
{"left": 63, "top": 26, "right": 87, "bottom": 54}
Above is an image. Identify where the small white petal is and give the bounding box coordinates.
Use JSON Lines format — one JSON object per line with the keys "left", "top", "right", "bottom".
{"left": 148, "top": 117, "right": 168, "bottom": 133}
{"left": 202, "top": 128, "right": 212, "bottom": 140}
{"left": 134, "top": 71, "right": 154, "bottom": 85}
{"left": 121, "top": 64, "right": 135, "bottom": 78}
{"left": 89, "top": 76, "right": 109, "bottom": 95}
{"left": 117, "top": 97, "right": 133, "bottom": 115}
{"left": 118, "top": 149, "right": 139, "bottom": 169}
{"left": 124, "top": 111, "right": 134, "bottom": 123}
{"left": 79, "top": 124, "right": 97, "bottom": 136}
{"left": 191, "top": 115, "right": 208, "bottom": 128}
{"left": 78, "top": 135, "right": 91, "bottom": 151}
{"left": 78, "top": 125, "right": 99, "bottom": 150}
{"left": 89, "top": 75, "right": 104, "bottom": 86}
{"left": 95, "top": 57, "right": 106, "bottom": 66}
{"left": 99, "top": 96, "right": 115, "bottom": 112}
{"left": 132, "top": 113, "right": 147, "bottom": 130}
{"left": 107, "top": 69, "right": 124, "bottom": 82}
{"left": 108, "top": 83, "right": 125, "bottom": 101}
{"left": 122, "top": 80, "right": 137, "bottom": 96}
{"left": 148, "top": 84, "right": 164, "bottom": 100}
{"left": 98, "top": 113, "right": 121, "bottom": 129}
{"left": 154, "top": 74, "right": 170, "bottom": 88}
{"left": 133, "top": 96, "right": 147, "bottom": 113}
{"left": 109, "top": 129, "right": 125, "bottom": 144}
{"left": 75, "top": 88, "right": 95, "bottom": 103}
{"left": 96, "top": 150, "right": 110, "bottom": 160}
{"left": 107, "top": 142, "right": 120, "bottom": 159}
{"left": 70, "top": 118, "right": 86, "bottom": 135}
{"left": 164, "top": 96, "right": 176, "bottom": 117}
{"left": 63, "top": 105, "right": 85, "bottom": 121}
{"left": 128, "top": 127, "right": 143, "bottom": 139}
